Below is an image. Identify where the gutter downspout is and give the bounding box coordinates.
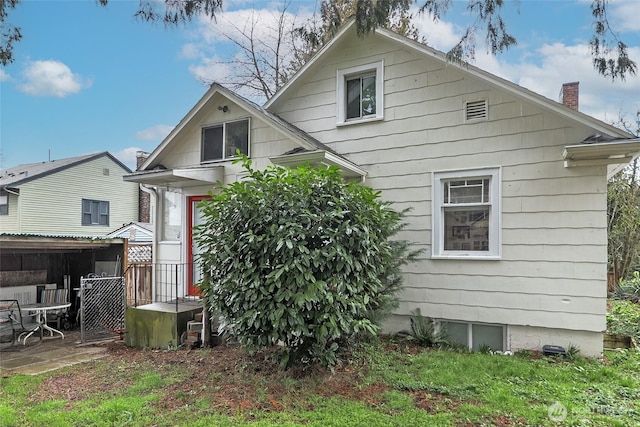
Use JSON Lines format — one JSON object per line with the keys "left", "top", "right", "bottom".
{"left": 139, "top": 184, "right": 158, "bottom": 304}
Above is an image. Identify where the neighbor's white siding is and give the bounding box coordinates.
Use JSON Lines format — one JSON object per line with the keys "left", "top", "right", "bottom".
{"left": 269, "top": 28, "right": 608, "bottom": 350}
{"left": 11, "top": 155, "right": 139, "bottom": 236}
{"left": 0, "top": 192, "right": 20, "bottom": 233}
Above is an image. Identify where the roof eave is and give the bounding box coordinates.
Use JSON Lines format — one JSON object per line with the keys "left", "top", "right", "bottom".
{"left": 270, "top": 150, "right": 367, "bottom": 178}
{"left": 124, "top": 166, "right": 224, "bottom": 187}
{"left": 563, "top": 139, "right": 640, "bottom": 171}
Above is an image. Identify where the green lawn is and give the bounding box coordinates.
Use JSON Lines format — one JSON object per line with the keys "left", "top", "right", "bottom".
{"left": 1, "top": 336, "right": 639, "bottom": 427}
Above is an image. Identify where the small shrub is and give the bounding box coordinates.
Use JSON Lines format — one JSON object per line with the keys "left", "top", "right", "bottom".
{"left": 611, "top": 271, "right": 640, "bottom": 301}
{"left": 409, "top": 308, "right": 448, "bottom": 347}
{"left": 478, "top": 344, "right": 493, "bottom": 354}
{"left": 566, "top": 344, "right": 581, "bottom": 360}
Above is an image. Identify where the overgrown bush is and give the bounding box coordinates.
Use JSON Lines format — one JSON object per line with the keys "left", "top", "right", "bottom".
{"left": 195, "top": 156, "right": 420, "bottom": 368}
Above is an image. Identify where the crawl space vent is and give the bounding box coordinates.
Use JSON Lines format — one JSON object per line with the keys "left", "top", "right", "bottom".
{"left": 465, "top": 100, "right": 488, "bottom": 121}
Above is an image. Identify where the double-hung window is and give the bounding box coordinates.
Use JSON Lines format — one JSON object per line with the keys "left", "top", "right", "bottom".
{"left": 82, "top": 199, "right": 109, "bottom": 226}
{"left": 337, "top": 61, "right": 384, "bottom": 125}
{"left": 0, "top": 190, "right": 8, "bottom": 215}
{"left": 432, "top": 168, "right": 501, "bottom": 258}
{"left": 201, "top": 119, "right": 249, "bottom": 162}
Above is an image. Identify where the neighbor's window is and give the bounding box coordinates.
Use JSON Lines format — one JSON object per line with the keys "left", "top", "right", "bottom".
{"left": 432, "top": 168, "right": 501, "bottom": 258}
{"left": 162, "top": 190, "right": 182, "bottom": 241}
{"left": 201, "top": 119, "right": 249, "bottom": 162}
{"left": 82, "top": 199, "right": 109, "bottom": 226}
{"left": 337, "top": 61, "right": 384, "bottom": 125}
{"left": 0, "top": 190, "right": 8, "bottom": 215}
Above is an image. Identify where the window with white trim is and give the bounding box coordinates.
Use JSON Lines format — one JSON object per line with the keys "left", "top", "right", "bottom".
{"left": 0, "top": 190, "right": 8, "bottom": 215}
{"left": 82, "top": 199, "right": 109, "bottom": 226}
{"left": 432, "top": 168, "right": 501, "bottom": 258}
{"left": 201, "top": 118, "right": 250, "bottom": 162}
{"left": 337, "top": 61, "right": 384, "bottom": 125}
{"left": 162, "top": 190, "right": 182, "bottom": 241}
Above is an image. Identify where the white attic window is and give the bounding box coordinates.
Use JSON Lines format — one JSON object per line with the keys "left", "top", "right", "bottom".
{"left": 465, "top": 100, "right": 488, "bottom": 122}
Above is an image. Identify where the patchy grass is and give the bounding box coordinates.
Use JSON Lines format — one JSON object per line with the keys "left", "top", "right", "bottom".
{"left": 1, "top": 337, "right": 639, "bottom": 426}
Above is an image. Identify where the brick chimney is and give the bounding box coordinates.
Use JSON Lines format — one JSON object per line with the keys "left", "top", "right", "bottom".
{"left": 561, "top": 82, "right": 579, "bottom": 111}
{"left": 136, "top": 151, "right": 150, "bottom": 223}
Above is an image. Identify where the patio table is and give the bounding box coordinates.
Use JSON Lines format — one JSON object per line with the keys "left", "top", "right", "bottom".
{"left": 18, "top": 302, "right": 71, "bottom": 345}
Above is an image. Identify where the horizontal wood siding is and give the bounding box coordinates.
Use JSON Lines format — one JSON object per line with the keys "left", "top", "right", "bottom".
{"left": 16, "top": 156, "right": 139, "bottom": 235}
{"left": 270, "top": 28, "right": 608, "bottom": 332}
{"left": 0, "top": 192, "right": 20, "bottom": 232}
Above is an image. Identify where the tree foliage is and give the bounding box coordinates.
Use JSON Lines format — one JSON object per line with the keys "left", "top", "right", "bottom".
{"left": 1, "top": 0, "right": 635, "bottom": 80}
{"left": 608, "top": 113, "right": 640, "bottom": 281}
{"left": 194, "top": 156, "right": 420, "bottom": 368}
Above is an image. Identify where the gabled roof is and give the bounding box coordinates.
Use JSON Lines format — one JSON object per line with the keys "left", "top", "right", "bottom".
{"left": 107, "top": 222, "right": 153, "bottom": 242}
{"left": 265, "top": 20, "right": 634, "bottom": 141}
{"left": 139, "top": 83, "right": 339, "bottom": 171}
{"left": 0, "top": 152, "right": 131, "bottom": 189}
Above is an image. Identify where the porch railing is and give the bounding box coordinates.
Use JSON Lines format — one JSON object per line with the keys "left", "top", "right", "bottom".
{"left": 125, "top": 263, "right": 200, "bottom": 311}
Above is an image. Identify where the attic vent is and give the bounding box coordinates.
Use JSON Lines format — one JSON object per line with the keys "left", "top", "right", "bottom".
{"left": 103, "top": 168, "right": 110, "bottom": 176}
{"left": 465, "top": 100, "right": 488, "bottom": 121}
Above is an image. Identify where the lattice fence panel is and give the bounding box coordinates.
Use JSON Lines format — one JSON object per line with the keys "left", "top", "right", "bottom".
{"left": 80, "top": 276, "right": 125, "bottom": 343}
{"left": 129, "top": 244, "right": 152, "bottom": 263}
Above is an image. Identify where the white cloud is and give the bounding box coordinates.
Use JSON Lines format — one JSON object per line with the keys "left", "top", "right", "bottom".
{"left": 17, "top": 60, "right": 92, "bottom": 97}
{"left": 609, "top": 0, "right": 640, "bottom": 33}
{"left": 412, "top": 10, "right": 464, "bottom": 49}
{"left": 0, "top": 69, "right": 9, "bottom": 82}
{"left": 135, "top": 125, "right": 174, "bottom": 141}
{"left": 185, "top": 7, "right": 312, "bottom": 88}
{"left": 188, "top": 57, "right": 233, "bottom": 85}
{"left": 113, "top": 147, "right": 146, "bottom": 171}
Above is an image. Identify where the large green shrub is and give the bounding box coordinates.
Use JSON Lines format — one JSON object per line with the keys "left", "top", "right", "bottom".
{"left": 195, "top": 157, "right": 420, "bottom": 368}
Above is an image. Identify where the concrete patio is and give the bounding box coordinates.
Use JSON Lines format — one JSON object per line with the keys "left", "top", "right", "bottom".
{"left": 0, "top": 330, "right": 111, "bottom": 376}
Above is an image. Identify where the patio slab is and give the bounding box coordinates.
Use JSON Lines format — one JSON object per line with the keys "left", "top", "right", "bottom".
{"left": 0, "top": 330, "right": 112, "bottom": 376}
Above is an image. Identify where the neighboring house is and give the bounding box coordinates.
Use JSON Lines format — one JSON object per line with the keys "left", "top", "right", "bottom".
{"left": 125, "top": 21, "right": 640, "bottom": 356}
{"left": 0, "top": 152, "right": 139, "bottom": 236}
{"left": 0, "top": 152, "right": 138, "bottom": 308}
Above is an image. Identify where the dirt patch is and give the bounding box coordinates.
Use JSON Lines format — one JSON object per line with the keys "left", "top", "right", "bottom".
{"left": 31, "top": 337, "right": 502, "bottom": 423}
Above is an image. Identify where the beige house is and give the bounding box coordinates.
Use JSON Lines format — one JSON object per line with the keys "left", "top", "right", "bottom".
{"left": 125, "top": 22, "right": 640, "bottom": 356}
{"left": 0, "top": 152, "right": 139, "bottom": 236}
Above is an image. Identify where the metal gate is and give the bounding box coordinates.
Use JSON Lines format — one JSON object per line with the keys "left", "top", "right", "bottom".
{"left": 80, "top": 276, "right": 126, "bottom": 343}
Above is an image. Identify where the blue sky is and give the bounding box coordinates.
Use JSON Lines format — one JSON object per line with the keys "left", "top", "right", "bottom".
{"left": 1, "top": 0, "right": 639, "bottom": 171}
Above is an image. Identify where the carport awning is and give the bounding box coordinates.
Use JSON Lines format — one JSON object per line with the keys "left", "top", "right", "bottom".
{"left": 123, "top": 166, "right": 224, "bottom": 187}
{"left": 0, "top": 234, "right": 124, "bottom": 250}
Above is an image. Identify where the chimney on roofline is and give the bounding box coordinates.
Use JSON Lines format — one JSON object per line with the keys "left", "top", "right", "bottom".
{"left": 561, "top": 82, "right": 579, "bottom": 111}
{"left": 136, "top": 151, "right": 150, "bottom": 223}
